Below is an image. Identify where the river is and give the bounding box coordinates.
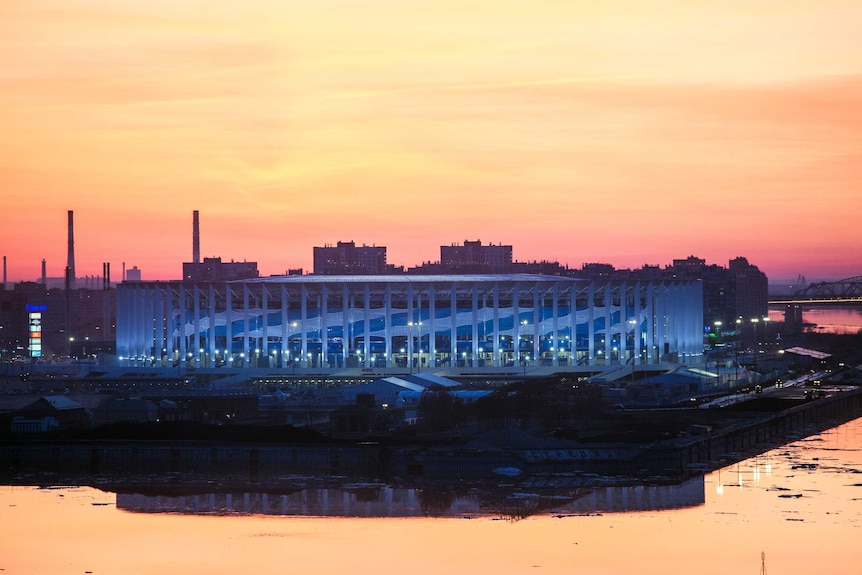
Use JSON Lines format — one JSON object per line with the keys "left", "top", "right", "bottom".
{"left": 1, "top": 416, "right": 860, "bottom": 575}
{"left": 768, "top": 303, "right": 862, "bottom": 335}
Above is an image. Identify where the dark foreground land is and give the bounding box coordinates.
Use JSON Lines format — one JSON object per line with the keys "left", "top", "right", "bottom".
{"left": 0, "top": 379, "right": 853, "bottom": 447}
{"left": 2, "top": 383, "right": 861, "bottom": 495}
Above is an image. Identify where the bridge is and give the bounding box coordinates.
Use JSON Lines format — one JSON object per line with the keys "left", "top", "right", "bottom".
{"left": 770, "top": 276, "right": 862, "bottom": 305}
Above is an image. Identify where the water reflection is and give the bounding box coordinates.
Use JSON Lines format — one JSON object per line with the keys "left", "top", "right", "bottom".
{"left": 2, "top": 418, "right": 862, "bottom": 575}
{"left": 768, "top": 304, "right": 862, "bottom": 334}
{"left": 801, "top": 307, "right": 862, "bottom": 334}
{"left": 113, "top": 476, "right": 705, "bottom": 518}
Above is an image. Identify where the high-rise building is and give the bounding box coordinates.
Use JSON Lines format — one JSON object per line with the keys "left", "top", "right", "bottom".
{"left": 440, "top": 240, "right": 513, "bottom": 272}
{"left": 585, "top": 255, "right": 768, "bottom": 337}
{"left": 661, "top": 255, "right": 768, "bottom": 333}
{"left": 728, "top": 256, "right": 769, "bottom": 324}
{"left": 313, "top": 241, "right": 389, "bottom": 275}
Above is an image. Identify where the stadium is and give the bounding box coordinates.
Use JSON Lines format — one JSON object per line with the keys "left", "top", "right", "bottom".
{"left": 115, "top": 274, "right": 703, "bottom": 372}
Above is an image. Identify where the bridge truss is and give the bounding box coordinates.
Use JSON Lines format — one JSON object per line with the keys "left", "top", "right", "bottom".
{"left": 795, "top": 276, "right": 862, "bottom": 299}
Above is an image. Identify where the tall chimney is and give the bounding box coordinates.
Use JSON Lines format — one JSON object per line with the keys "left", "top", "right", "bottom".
{"left": 2, "top": 255, "right": 6, "bottom": 288}
{"left": 192, "top": 210, "right": 200, "bottom": 264}
{"left": 66, "top": 210, "right": 76, "bottom": 290}
{"left": 42, "top": 259, "right": 47, "bottom": 285}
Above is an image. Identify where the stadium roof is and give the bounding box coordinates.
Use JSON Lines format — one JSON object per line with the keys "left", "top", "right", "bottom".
{"left": 251, "top": 274, "right": 581, "bottom": 284}
{"left": 783, "top": 347, "right": 831, "bottom": 360}
{"left": 380, "top": 373, "right": 461, "bottom": 392}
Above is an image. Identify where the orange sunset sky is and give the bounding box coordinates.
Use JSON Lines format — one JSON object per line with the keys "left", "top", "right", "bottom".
{"left": 1, "top": 1, "right": 861, "bottom": 283}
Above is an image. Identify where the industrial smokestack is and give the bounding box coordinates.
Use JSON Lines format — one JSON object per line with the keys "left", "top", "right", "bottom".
{"left": 66, "top": 210, "right": 76, "bottom": 290}
{"left": 3, "top": 255, "right": 6, "bottom": 288}
{"left": 192, "top": 210, "right": 200, "bottom": 264}
{"left": 42, "top": 259, "right": 47, "bottom": 286}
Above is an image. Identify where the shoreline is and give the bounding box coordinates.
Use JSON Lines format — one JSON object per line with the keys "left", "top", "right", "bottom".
{"left": 3, "top": 387, "right": 861, "bottom": 490}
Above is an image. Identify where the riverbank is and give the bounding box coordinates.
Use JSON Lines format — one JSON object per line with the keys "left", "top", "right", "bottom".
{"left": 2, "top": 386, "right": 861, "bottom": 491}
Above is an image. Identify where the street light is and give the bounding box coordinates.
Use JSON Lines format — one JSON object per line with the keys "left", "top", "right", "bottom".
{"left": 520, "top": 320, "right": 528, "bottom": 368}
{"left": 407, "top": 321, "right": 421, "bottom": 374}
{"left": 626, "top": 318, "right": 637, "bottom": 365}
{"left": 750, "top": 318, "right": 760, "bottom": 372}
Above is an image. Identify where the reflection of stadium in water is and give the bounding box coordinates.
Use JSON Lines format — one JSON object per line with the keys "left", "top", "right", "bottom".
{"left": 115, "top": 477, "right": 704, "bottom": 518}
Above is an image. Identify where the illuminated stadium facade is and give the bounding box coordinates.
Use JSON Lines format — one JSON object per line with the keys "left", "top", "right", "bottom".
{"left": 116, "top": 275, "right": 703, "bottom": 370}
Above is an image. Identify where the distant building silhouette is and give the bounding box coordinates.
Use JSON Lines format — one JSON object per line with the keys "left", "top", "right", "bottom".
{"left": 556, "top": 255, "right": 769, "bottom": 336}
{"left": 126, "top": 266, "right": 142, "bottom": 282}
{"left": 178, "top": 210, "right": 259, "bottom": 282}
{"left": 578, "top": 263, "right": 617, "bottom": 279}
{"left": 727, "top": 256, "right": 769, "bottom": 324}
{"left": 182, "top": 257, "right": 259, "bottom": 282}
{"left": 0, "top": 282, "right": 115, "bottom": 358}
{"left": 408, "top": 240, "right": 522, "bottom": 274}
{"left": 313, "top": 241, "right": 392, "bottom": 275}
{"left": 440, "top": 240, "right": 513, "bottom": 273}
{"left": 659, "top": 255, "right": 768, "bottom": 329}
{"left": 510, "top": 260, "right": 568, "bottom": 275}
